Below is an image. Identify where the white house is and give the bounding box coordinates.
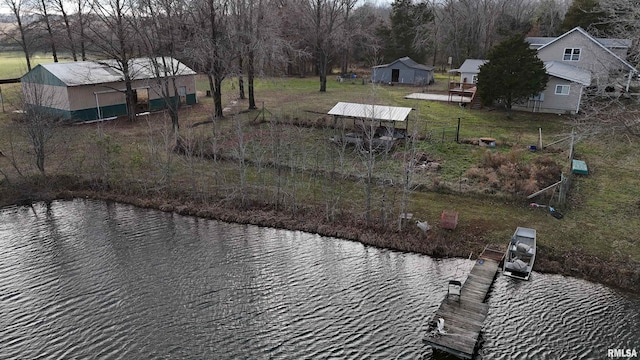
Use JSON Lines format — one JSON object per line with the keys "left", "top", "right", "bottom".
{"left": 516, "top": 27, "right": 640, "bottom": 114}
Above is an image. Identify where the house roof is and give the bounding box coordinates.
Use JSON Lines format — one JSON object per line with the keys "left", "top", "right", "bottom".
{"left": 328, "top": 102, "right": 412, "bottom": 122}
{"left": 25, "top": 57, "right": 196, "bottom": 87}
{"left": 597, "top": 38, "right": 632, "bottom": 49}
{"left": 372, "top": 57, "right": 434, "bottom": 71}
{"left": 526, "top": 35, "right": 632, "bottom": 49}
{"left": 525, "top": 37, "right": 555, "bottom": 49}
{"left": 532, "top": 27, "right": 638, "bottom": 72}
{"left": 450, "top": 59, "right": 488, "bottom": 73}
{"left": 544, "top": 61, "right": 591, "bottom": 85}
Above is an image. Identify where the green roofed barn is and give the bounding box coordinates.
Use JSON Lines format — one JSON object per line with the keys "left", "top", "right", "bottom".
{"left": 20, "top": 57, "right": 197, "bottom": 122}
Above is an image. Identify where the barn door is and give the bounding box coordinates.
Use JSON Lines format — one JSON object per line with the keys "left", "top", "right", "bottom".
{"left": 135, "top": 88, "right": 149, "bottom": 113}
{"left": 178, "top": 86, "right": 187, "bottom": 105}
{"left": 392, "top": 69, "right": 399, "bottom": 83}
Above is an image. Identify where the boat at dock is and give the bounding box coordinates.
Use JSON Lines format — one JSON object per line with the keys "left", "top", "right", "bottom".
{"left": 503, "top": 227, "right": 536, "bottom": 280}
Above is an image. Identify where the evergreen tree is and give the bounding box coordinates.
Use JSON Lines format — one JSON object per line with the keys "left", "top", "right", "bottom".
{"left": 477, "top": 35, "right": 548, "bottom": 110}
{"left": 377, "top": 0, "right": 432, "bottom": 63}
{"left": 561, "top": 0, "right": 608, "bottom": 33}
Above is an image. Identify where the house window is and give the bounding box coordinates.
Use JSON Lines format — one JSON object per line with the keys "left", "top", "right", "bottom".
{"left": 555, "top": 85, "right": 570, "bottom": 95}
{"left": 472, "top": 75, "right": 478, "bottom": 84}
{"left": 563, "top": 48, "right": 581, "bottom": 61}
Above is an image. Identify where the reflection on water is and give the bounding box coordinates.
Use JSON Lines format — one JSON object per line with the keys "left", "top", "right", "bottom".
{"left": 0, "top": 200, "right": 638, "bottom": 359}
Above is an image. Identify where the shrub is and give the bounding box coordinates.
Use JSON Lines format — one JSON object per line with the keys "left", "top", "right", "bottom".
{"left": 465, "top": 149, "right": 561, "bottom": 196}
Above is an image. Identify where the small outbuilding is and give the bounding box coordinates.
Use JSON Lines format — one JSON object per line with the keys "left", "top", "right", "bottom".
{"left": 371, "top": 57, "right": 434, "bottom": 85}
{"left": 21, "top": 57, "right": 197, "bottom": 122}
{"left": 449, "top": 59, "right": 488, "bottom": 85}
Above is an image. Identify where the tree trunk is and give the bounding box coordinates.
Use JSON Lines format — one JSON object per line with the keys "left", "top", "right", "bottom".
{"left": 238, "top": 57, "right": 245, "bottom": 100}
{"left": 20, "top": 34, "right": 31, "bottom": 71}
{"left": 169, "top": 77, "right": 180, "bottom": 145}
{"left": 248, "top": 50, "right": 256, "bottom": 109}
{"left": 61, "top": 9, "right": 77, "bottom": 61}
{"left": 36, "top": 147, "right": 45, "bottom": 174}
{"left": 41, "top": 0, "right": 58, "bottom": 63}
{"left": 78, "top": 1, "right": 87, "bottom": 61}
{"left": 208, "top": 73, "right": 223, "bottom": 118}
{"left": 341, "top": 52, "right": 348, "bottom": 75}
{"left": 124, "top": 74, "right": 136, "bottom": 122}
{"left": 318, "top": 50, "right": 328, "bottom": 92}
{"left": 15, "top": 15, "right": 31, "bottom": 71}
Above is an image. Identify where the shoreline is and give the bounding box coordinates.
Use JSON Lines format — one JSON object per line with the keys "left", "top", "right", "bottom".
{"left": 1, "top": 179, "right": 638, "bottom": 294}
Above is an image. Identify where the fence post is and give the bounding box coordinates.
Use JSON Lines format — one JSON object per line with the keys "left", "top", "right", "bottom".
{"left": 539, "top": 128, "right": 543, "bottom": 149}
{"left": 456, "top": 118, "right": 461, "bottom": 143}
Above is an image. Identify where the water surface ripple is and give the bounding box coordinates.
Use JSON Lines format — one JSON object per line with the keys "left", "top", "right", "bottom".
{"left": 0, "top": 200, "right": 638, "bottom": 359}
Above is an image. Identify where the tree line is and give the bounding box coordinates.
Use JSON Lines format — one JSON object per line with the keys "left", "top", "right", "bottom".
{"left": 2, "top": 0, "right": 639, "bottom": 123}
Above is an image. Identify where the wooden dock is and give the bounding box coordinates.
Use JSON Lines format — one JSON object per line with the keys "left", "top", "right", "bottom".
{"left": 423, "top": 245, "right": 505, "bottom": 359}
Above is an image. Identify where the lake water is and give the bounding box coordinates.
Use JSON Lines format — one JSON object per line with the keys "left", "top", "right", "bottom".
{"left": 0, "top": 200, "right": 638, "bottom": 359}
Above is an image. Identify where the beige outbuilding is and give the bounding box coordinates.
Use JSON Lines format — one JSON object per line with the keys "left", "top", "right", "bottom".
{"left": 21, "top": 57, "right": 197, "bottom": 122}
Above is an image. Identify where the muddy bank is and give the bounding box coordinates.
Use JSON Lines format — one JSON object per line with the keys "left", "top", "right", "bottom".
{"left": 1, "top": 176, "right": 638, "bottom": 294}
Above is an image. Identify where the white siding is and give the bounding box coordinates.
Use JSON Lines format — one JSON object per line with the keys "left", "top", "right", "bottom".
{"left": 21, "top": 83, "right": 70, "bottom": 110}
{"left": 513, "top": 77, "right": 583, "bottom": 114}
{"left": 537, "top": 31, "right": 628, "bottom": 89}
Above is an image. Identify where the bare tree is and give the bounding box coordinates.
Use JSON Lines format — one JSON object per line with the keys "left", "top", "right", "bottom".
{"left": 137, "top": 0, "right": 190, "bottom": 145}
{"left": 89, "top": 123, "right": 122, "bottom": 188}
{"left": 75, "top": 0, "right": 89, "bottom": 60}
{"left": 417, "top": 0, "right": 444, "bottom": 67}
{"left": 86, "top": 0, "right": 140, "bottom": 122}
{"left": 298, "top": 0, "right": 345, "bottom": 92}
{"left": 569, "top": 0, "right": 640, "bottom": 136}
{"left": 32, "top": 0, "right": 58, "bottom": 62}
{"left": 398, "top": 127, "right": 418, "bottom": 231}
{"left": 597, "top": 0, "right": 640, "bottom": 66}
{"left": 3, "top": 0, "right": 34, "bottom": 71}
{"left": 16, "top": 73, "right": 65, "bottom": 175}
{"left": 325, "top": 118, "right": 349, "bottom": 222}
{"left": 268, "top": 116, "right": 285, "bottom": 210}
{"left": 50, "top": 0, "right": 84, "bottom": 61}
{"left": 232, "top": 115, "right": 249, "bottom": 208}
{"left": 231, "top": 0, "right": 247, "bottom": 100}
{"left": 346, "top": 4, "right": 386, "bottom": 69}
{"left": 186, "top": 0, "right": 233, "bottom": 119}
{"left": 338, "top": 0, "right": 358, "bottom": 75}
{"left": 531, "top": 0, "right": 566, "bottom": 36}
{"left": 434, "top": 0, "right": 537, "bottom": 66}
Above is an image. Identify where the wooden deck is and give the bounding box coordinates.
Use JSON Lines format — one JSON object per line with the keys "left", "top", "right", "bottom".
{"left": 423, "top": 246, "right": 505, "bottom": 359}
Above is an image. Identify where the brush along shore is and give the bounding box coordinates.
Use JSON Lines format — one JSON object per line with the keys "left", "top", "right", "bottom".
{"left": 1, "top": 175, "right": 638, "bottom": 294}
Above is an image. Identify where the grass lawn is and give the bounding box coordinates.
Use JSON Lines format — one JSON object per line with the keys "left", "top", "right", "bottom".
{"left": 1, "top": 68, "right": 638, "bottom": 290}
{"left": 0, "top": 52, "right": 64, "bottom": 79}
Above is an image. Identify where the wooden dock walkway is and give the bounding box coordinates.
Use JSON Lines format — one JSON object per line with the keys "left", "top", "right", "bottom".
{"left": 423, "top": 246, "right": 505, "bottom": 359}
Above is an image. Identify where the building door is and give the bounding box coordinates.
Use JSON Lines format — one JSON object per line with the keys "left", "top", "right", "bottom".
{"left": 391, "top": 69, "right": 400, "bottom": 83}
{"left": 178, "top": 86, "right": 187, "bottom": 105}
{"left": 135, "top": 88, "right": 149, "bottom": 113}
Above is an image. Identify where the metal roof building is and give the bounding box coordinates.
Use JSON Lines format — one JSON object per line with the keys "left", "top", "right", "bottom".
{"left": 449, "top": 59, "right": 488, "bottom": 84}
{"left": 328, "top": 102, "right": 412, "bottom": 123}
{"left": 21, "top": 57, "right": 197, "bottom": 122}
{"left": 371, "top": 57, "right": 434, "bottom": 85}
